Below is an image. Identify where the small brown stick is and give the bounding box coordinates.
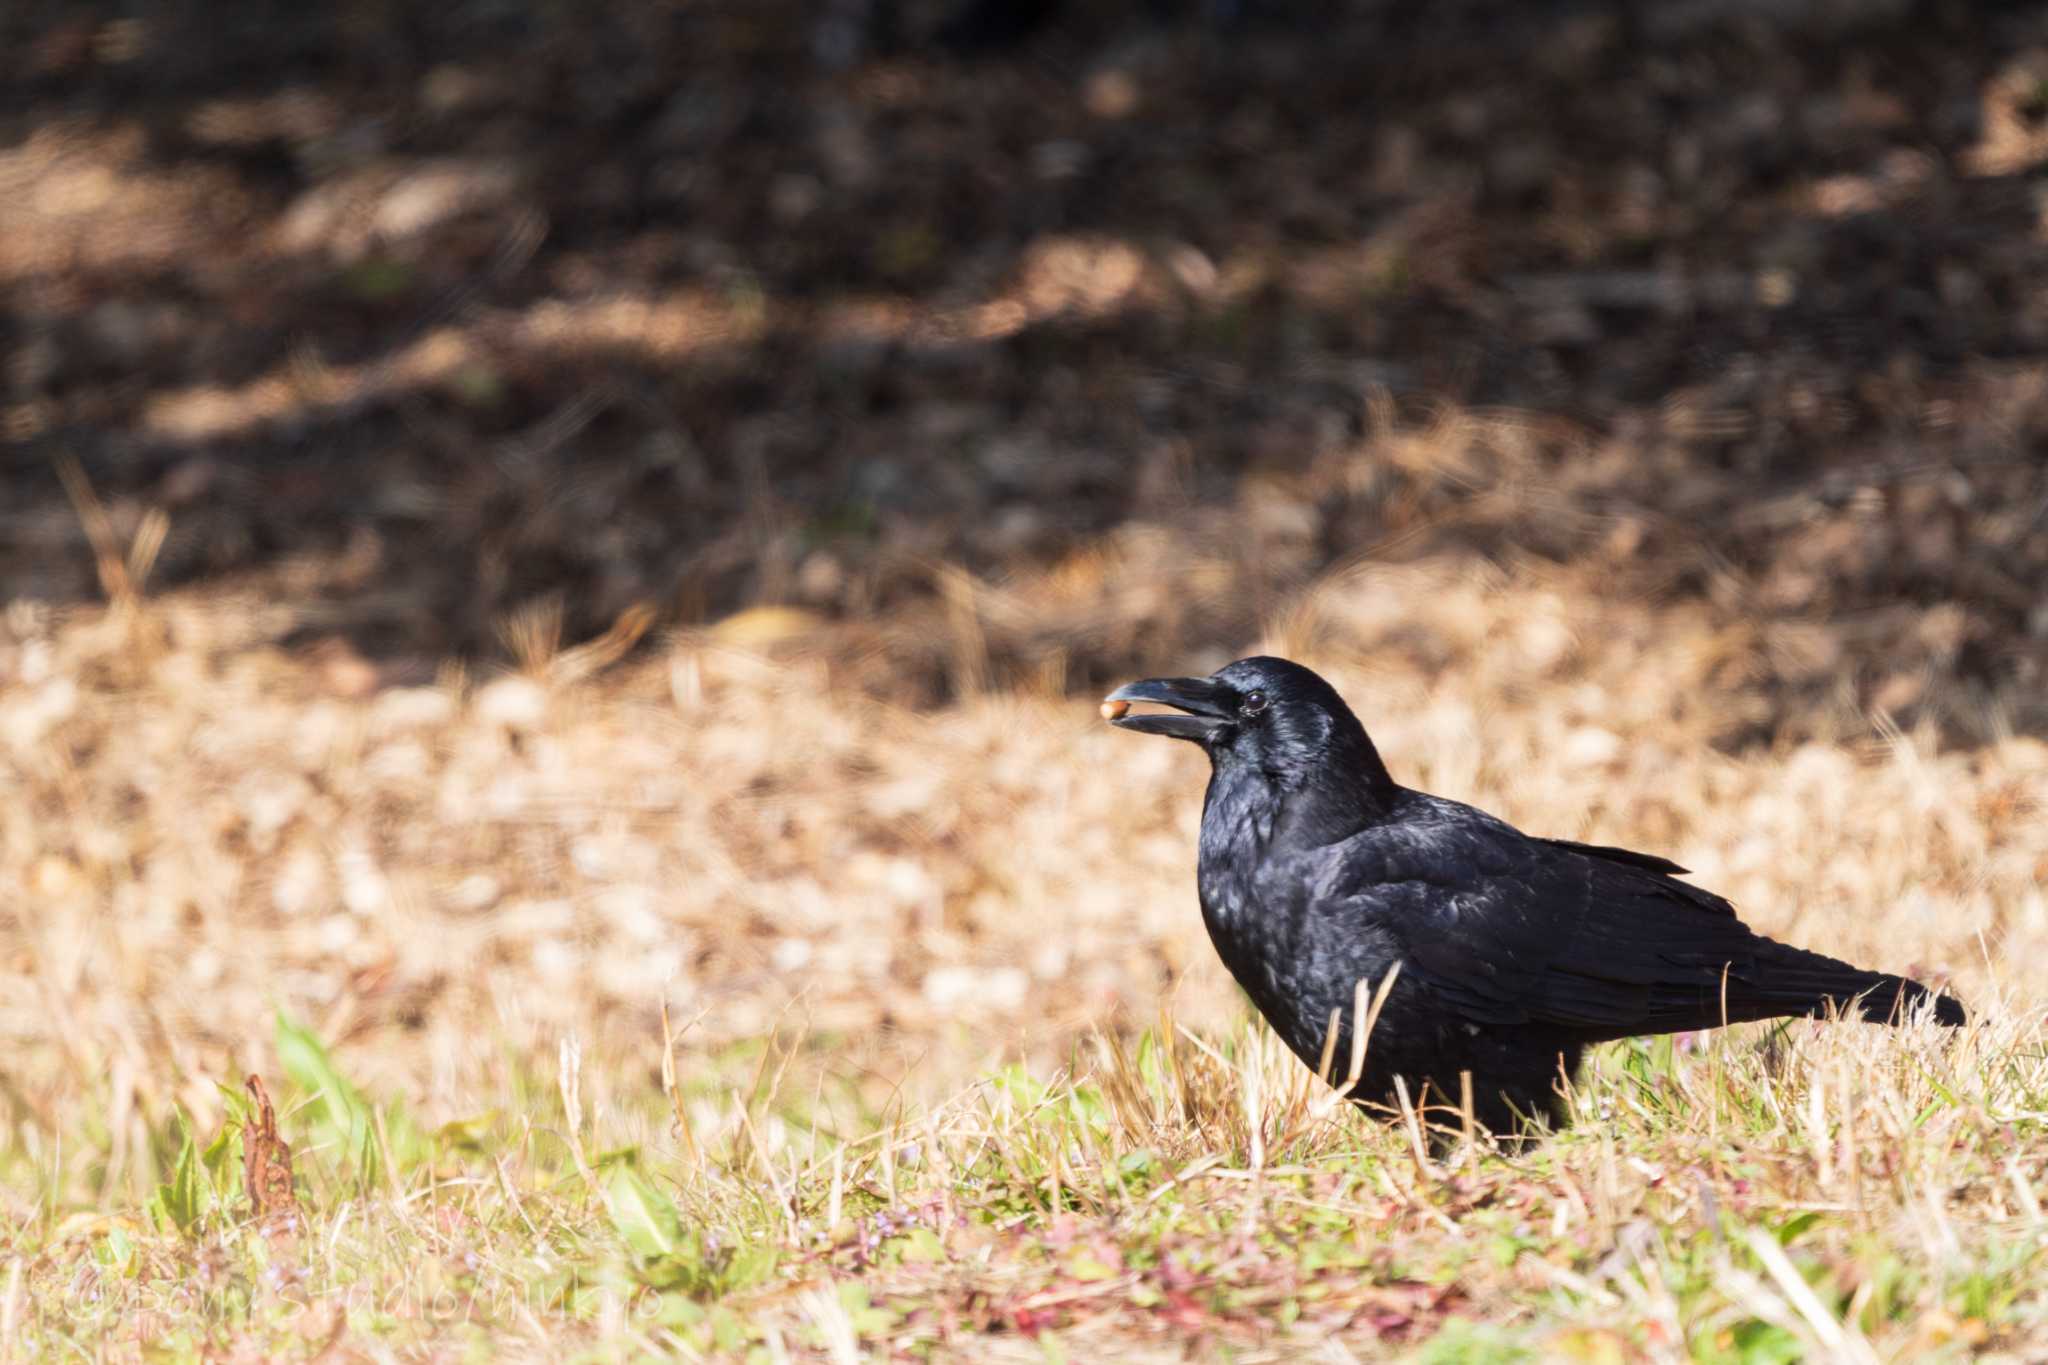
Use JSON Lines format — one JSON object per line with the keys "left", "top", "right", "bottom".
{"left": 243, "top": 1074, "right": 301, "bottom": 1241}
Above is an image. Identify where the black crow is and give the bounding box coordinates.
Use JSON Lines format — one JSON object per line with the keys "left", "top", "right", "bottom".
{"left": 1104, "top": 655, "right": 1966, "bottom": 1138}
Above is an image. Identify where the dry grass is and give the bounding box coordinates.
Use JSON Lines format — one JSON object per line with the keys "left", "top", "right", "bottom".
{"left": 3, "top": 407, "right": 2046, "bottom": 1360}
{"left": 9, "top": 5, "right": 2048, "bottom": 1356}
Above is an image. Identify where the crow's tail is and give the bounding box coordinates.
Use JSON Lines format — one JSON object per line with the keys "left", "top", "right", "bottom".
{"left": 1742, "top": 940, "right": 1966, "bottom": 1028}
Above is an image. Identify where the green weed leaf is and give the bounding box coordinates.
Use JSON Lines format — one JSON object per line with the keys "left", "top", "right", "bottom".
{"left": 605, "top": 1163, "right": 684, "bottom": 1262}
{"left": 151, "top": 1112, "right": 208, "bottom": 1235}
{"left": 276, "top": 1010, "right": 382, "bottom": 1188}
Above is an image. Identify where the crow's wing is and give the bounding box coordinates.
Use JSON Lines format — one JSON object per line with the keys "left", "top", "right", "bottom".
{"left": 1535, "top": 836, "right": 1738, "bottom": 919}
{"left": 1338, "top": 810, "right": 1923, "bottom": 1037}
{"left": 1537, "top": 837, "right": 1689, "bottom": 878}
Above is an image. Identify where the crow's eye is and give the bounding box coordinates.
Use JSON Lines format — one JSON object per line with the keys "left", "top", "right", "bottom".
{"left": 1242, "top": 691, "right": 1268, "bottom": 716}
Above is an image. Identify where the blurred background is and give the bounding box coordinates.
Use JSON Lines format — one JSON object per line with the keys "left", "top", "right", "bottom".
{"left": 4, "top": 0, "right": 2047, "bottom": 1169}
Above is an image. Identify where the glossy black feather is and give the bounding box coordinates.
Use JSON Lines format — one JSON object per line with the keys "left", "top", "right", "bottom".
{"left": 1112, "top": 655, "right": 1966, "bottom": 1139}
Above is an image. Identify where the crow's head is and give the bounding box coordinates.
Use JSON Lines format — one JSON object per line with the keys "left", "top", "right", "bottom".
{"left": 1102, "top": 656, "right": 1391, "bottom": 795}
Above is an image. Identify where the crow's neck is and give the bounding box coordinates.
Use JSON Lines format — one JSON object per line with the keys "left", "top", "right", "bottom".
{"left": 1312, "top": 725, "right": 1399, "bottom": 828}
{"left": 1200, "top": 732, "right": 1399, "bottom": 868}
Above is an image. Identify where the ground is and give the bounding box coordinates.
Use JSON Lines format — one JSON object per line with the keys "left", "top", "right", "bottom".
{"left": 3, "top": 0, "right": 2048, "bottom": 1359}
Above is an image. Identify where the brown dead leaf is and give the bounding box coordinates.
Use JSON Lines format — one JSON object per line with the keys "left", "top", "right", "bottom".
{"left": 549, "top": 600, "right": 658, "bottom": 684}
{"left": 243, "top": 1073, "right": 301, "bottom": 1241}
{"left": 308, "top": 635, "right": 381, "bottom": 698}
{"left": 1548, "top": 1327, "right": 1629, "bottom": 1364}
{"left": 707, "top": 605, "right": 824, "bottom": 650}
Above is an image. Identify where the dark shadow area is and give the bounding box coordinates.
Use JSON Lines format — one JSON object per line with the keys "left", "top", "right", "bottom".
{"left": 4, "top": 0, "right": 2047, "bottom": 732}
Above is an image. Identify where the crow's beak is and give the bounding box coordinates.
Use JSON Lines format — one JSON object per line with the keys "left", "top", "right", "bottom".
{"left": 1101, "top": 676, "right": 1235, "bottom": 742}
